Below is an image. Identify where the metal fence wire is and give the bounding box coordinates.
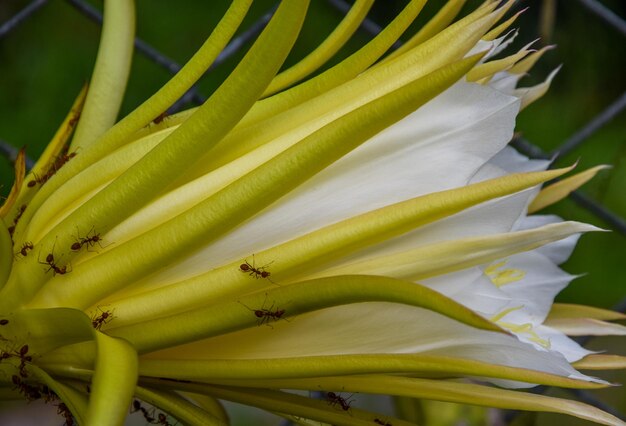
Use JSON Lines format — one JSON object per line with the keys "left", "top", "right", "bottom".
{"left": 0, "top": 0, "right": 624, "bottom": 424}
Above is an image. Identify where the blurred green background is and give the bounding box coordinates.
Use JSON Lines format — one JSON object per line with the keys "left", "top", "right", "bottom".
{"left": 0, "top": 1, "right": 624, "bottom": 424}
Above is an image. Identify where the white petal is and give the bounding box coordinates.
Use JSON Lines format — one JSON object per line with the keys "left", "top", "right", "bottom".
{"left": 526, "top": 325, "right": 596, "bottom": 363}
{"left": 490, "top": 29, "right": 519, "bottom": 57}
{"left": 516, "top": 215, "right": 582, "bottom": 265}
{"left": 488, "top": 145, "right": 550, "bottom": 175}
{"left": 489, "top": 71, "right": 523, "bottom": 93}
{"left": 514, "top": 66, "right": 561, "bottom": 110}
{"left": 470, "top": 30, "right": 518, "bottom": 60}
{"left": 331, "top": 189, "right": 534, "bottom": 272}
{"left": 138, "top": 81, "right": 521, "bottom": 285}
{"left": 490, "top": 251, "right": 576, "bottom": 323}
{"left": 421, "top": 268, "right": 511, "bottom": 316}
{"left": 147, "top": 303, "right": 602, "bottom": 386}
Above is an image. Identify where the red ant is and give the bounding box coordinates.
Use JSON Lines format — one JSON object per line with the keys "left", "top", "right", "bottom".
{"left": 39, "top": 251, "right": 71, "bottom": 276}
{"left": 131, "top": 400, "right": 174, "bottom": 425}
{"left": 8, "top": 205, "right": 27, "bottom": 236}
{"left": 15, "top": 241, "right": 34, "bottom": 258}
{"left": 13, "top": 204, "right": 26, "bottom": 222}
{"left": 68, "top": 111, "right": 81, "bottom": 128}
{"left": 253, "top": 305, "right": 286, "bottom": 326}
{"left": 239, "top": 303, "right": 286, "bottom": 327}
{"left": 49, "top": 151, "right": 77, "bottom": 173}
{"left": 41, "top": 385, "right": 57, "bottom": 403}
{"left": 238, "top": 294, "right": 288, "bottom": 327}
{"left": 71, "top": 227, "right": 104, "bottom": 252}
{"left": 0, "top": 345, "right": 32, "bottom": 378}
{"left": 326, "top": 391, "right": 355, "bottom": 412}
{"left": 15, "top": 344, "right": 32, "bottom": 378}
{"left": 153, "top": 112, "right": 167, "bottom": 124}
{"left": 7, "top": 205, "right": 27, "bottom": 239}
{"left": 91, "top": 308, "right": 115, "bottom": 330}
{"left": 374, "top": 419, "right": 392, "bottom": 425}
{"left": 131, "top": 399, "right": 156, "bottom": 422}
{"left": 57, "top": 402, "right": 74, "bottom": 426}
{"left": 156, "top": 413, "right": 174, "bottom": 426}
{"left": 26, "top": 151, "right": 77, "bottom": 188}
{"left": 239, "top": 255, "right": 273, "bottom": 281}
{"left": 12, "top": 375, "right": 42, "bottom": 402}
{"left": 27, "top": 172, "right": 48, "bottom": 188}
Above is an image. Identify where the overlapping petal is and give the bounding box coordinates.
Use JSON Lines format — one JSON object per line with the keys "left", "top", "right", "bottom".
{"left": 1, "top": 2, "right": 623, "bottom": 425}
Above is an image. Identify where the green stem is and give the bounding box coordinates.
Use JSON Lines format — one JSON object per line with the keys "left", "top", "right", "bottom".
{"left": 262, "top": 0, "right": 375, "bottom": 96}
{"left": 70, "top": 0, "right": 135, "bottom": 151}
{"left": 137, "top": 354, "right": 604, "bottom": 389}
{"left": 0, "top": 221, "right": 12, "bottom": 290}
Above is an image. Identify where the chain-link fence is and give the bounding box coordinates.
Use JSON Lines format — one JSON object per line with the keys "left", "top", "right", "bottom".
{"left": 0, "top": 0, "right": 624, "bottom": 424}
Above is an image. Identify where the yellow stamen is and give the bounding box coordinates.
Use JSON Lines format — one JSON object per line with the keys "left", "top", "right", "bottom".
{"left": 489, "top": 305, "right": 523, "bottom": 323}
{"left": 485, "top": 260, "right": 526, "bottom": 287}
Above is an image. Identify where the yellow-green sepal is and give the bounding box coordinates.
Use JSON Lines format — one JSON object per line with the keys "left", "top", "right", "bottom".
{"left": 202, "top": 375, "right": 626, "bottom": 426}
{"left": 135, "top": 385, "right": 227, "bottom": 426}
{"left": 108, "top": 275, "right": 503, "bottom": 353}
{"left": 86, "top": 332, "right": 138, "bottom": 426}
{"left": 28, "top": 364, "right": 90, "bottom": 425}
{"left": 70, "top": 1, "right": 135, "bottom": 151}
{"left": 142, "top": 379, "right": 414, "bottom": 426}
{"left": 138, "top": 353, "right": 605, "bottom": 389}
{"left": 0, "top": 220, "right": 13, "bottom": 290}
{"left": 2, "top": 308, "right": 93, "bottom": 355}
{"left": 0, "top": 148, "right": 25, "bottom": 220}
{"left": 263, "top": 0, "right": 375, "bottom": 96}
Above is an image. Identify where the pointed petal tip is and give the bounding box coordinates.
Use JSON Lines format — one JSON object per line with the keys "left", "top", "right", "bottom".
{"left": 562, "top": 221, "right": 608, "bottom": 234}
{"left": 553, "top": 161, "right": 578, "bottom": 175}
{"left": 523, "top": 38, "right": 541, "bottom": 50}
